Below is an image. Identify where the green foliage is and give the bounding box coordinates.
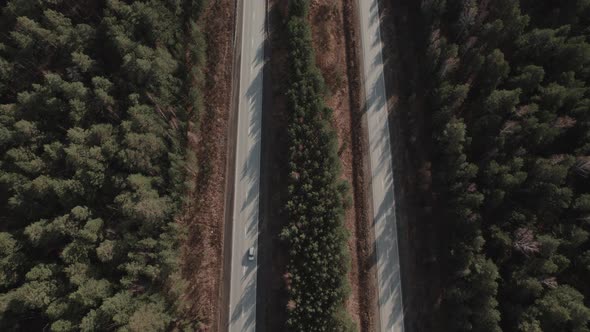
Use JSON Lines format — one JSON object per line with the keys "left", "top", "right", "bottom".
{"left": 420, "top": 0, "right": 590, "bottom": 330}
{"left": 0, "top": 0, "right": 204, "bottom": 329}
{"left": 280, "top": 1, "right": 355, "bottom": 330}
{"left": 519, "top": 286, "right": 590, "bottom": 332}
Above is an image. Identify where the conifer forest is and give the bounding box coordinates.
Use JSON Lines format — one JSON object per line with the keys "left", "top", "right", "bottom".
{"left": 1, "top": 0, "right": 590, "bottom": 331}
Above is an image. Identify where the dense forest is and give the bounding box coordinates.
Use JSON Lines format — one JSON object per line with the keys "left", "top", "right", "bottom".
{"left": 3, "top": 0, "right": 590, "bottom": 331}
{"left": 418, "top": 0, "right": 590, "bottom": 330}
{"left": 0, "top": 0, "right": 204, "bottom": 330}
{"left": 280, "top": 0, "right": 355, "bottom": 331}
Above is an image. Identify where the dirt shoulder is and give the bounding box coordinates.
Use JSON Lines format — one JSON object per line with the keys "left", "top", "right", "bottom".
{"left": 308, "top": 0, "right": 378, "bottom": 331}
{"left": 378, "top": 0, "right": 444, "bottom": 330}
{"left": 177, "top": 1, "right": 235, "bottom": 331}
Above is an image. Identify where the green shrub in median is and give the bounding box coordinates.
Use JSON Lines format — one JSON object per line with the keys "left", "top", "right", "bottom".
{"left": 280, "top": 1, "right": 355, "bottom": 331}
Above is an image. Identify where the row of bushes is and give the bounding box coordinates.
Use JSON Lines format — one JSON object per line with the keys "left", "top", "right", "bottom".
{"left": 280, "top": 1, "right": 355, "bottom": 331}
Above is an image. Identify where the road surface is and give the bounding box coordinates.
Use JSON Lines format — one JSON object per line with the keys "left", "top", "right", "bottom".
{"left": 227, "top": 0, "right": 265, "bottom": 331}
{"left": 358, "top": 0, "right": 405, "bottom": 331}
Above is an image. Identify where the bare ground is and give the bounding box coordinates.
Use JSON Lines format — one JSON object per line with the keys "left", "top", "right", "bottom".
{"left": 309, "top": 0, "right": 377, "bottom": 331}
{"left": 176, "top": 1, "right": 235, "bottom": 331}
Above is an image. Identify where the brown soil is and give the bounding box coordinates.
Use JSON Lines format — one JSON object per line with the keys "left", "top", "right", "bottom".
{"left": 309, "top": 0, "right": 377, "bottom": 331}
{"left": 176, "top": 1, "right": 235, "bottom": 331}
{"left": 378, "top": 0, "right": 444, "bottom": 330}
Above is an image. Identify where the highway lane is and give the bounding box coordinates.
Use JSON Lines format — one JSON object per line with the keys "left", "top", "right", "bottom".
{"left": 227, "top": 0, "right": 265, "bottom": 331}
{"left": 358, "top": 0, "right": 405, "bottom": 331}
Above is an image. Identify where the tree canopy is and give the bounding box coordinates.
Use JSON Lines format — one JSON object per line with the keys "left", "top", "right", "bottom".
{"left": 280, "top": 1, "right": 355, "bottom": 331}
{"left": 419, "top": 0, "right": 590, "bottom": 330}
{"left": 0, "top": 0, "right": 205, "bottom": 330}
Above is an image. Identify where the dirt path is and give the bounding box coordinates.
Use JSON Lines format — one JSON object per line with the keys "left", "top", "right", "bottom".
{"left": 309, "top": 1, "right": 377, "bottom": 330}
{"left": 177, "top": 1, "right": 235, "bottom": 331}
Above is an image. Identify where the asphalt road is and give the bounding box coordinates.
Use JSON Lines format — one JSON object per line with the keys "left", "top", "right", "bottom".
{"left": 227, "top": 0, "right": 265, "bottom": 331}
{"left": 358, "top": 0, "right": 405, "bottom": 331}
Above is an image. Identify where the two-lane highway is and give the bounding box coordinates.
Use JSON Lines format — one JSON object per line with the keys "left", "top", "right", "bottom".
{"left": 227, "top": 0, "right": 265, "bottom": 331}
{"left": 358, "top": 0, "right": 406, "bottom": 331}
{"left": 226, "top": 0, "right": 401, "bottom": 330}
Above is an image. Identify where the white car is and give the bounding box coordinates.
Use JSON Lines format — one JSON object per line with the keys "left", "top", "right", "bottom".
{"left": 248, "top": 247, "right": 255, "bottom": 261}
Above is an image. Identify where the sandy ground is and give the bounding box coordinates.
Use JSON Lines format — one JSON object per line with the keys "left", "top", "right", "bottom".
{"left": 309, "top": 1, "right": 377, "bottom": 331}
{"left": 176, "top": 1, "right": 235, "bottom": 331}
